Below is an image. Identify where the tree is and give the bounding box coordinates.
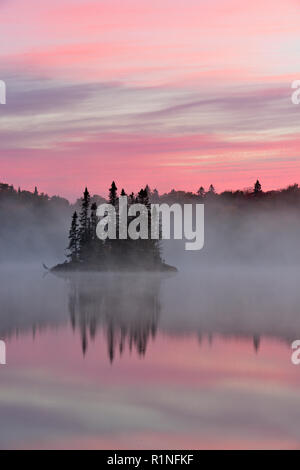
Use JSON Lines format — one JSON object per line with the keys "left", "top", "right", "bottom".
{"left": 151, "top": 188, "right": 159, "bottom": 203}
{"left": 208, "top": 184, "right": 215, "bottom": 194}
{"left": 145, "top": 184, "right": 151, "bottom": 198}
{"left": 197, "top": 186, "right": 205, "bottom": 198}
{"left": 67, "top": 211, "right": 79, "bottom": 262}
{"left": 78, "top": 187, "right": 91, "bottom": 260}
{"left": 129, "top": 192, "right": 135, "bottom": 205}
{"left": 254, "top": 179, "right": 262, "bottom": 194}
{"left": 136, "top": 187, "right": 162, "bottom": 267}
{"left": 90, "top": 202, "right": 98, "bottom": 239}
{"left": 109, "top": 181, "right": 118, "bottom": 206}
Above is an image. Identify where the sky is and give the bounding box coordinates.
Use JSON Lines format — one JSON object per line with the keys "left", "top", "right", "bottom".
{"left": 0, "top": 0, "right": 299, "bottom": 200}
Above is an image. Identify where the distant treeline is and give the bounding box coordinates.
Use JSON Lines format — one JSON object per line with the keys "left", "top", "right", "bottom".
{"left": 1, "top": 179, "right": 300, "bottom": 264}
{"left": 2, "top": 179, "right": 300, "bottom": 207}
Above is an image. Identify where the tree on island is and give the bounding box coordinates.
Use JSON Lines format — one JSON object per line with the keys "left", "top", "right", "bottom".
{"left": 108, "top": 181, "right": 117, "bottom": 206}
{"left": 67, "top": 211, "right": 79, "bottom": 262}
{"left": 58, "top": 183, "right": 168, "bottom": 272}
{"left": 78, "top": 187, "right": 91, "bottom": 261}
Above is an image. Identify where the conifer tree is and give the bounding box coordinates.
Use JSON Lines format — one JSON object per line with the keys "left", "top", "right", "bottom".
{"left": 109, "top": 181, "right": 118, "bottom": 206}
{"left": 151, "top": 188, "right": 159, "bottom": 203}
{"left": 67, "top": 211, "right": 79, "bottom": 262}
{"left": 78, "top": 187, "right": 91, "bottom": 261}
{"left": 90, "top": 202, "right": 98, "bottom": 239}
{"left": 136, "top": 187, "right": 162, "bottom": 267}
{"left": 254, "top": 179, "right": 262, "bottom": 194}
{"left": 209, "top": 184, "right": 215, "bottom": 194}
{"left": 197, "top": 186, "right": 205, "bottom": 198}
{"left": 129, "top": 192, "right": 135, "bottom": 204}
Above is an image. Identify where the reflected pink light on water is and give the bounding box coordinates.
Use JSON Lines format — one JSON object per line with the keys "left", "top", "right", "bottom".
{"left": 2, "top": 329, "right": 300, "bottom": 449}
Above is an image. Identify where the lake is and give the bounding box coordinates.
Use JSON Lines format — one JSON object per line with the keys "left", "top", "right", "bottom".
{"left": 0, "top": 265, "right": 299, "bottom": 449}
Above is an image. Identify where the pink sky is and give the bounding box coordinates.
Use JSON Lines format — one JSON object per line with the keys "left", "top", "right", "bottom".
{"left": 0, "top": 0, "right": 299, "bottom": 200}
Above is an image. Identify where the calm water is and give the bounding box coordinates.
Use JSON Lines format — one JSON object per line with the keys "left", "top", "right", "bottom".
{"left": 0, "top": 265, "right": 300, "bottom": 449}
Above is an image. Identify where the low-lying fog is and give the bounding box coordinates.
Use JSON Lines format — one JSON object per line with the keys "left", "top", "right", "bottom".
{"left": 1, "top": 198, "right": 300, "bottom": 354}
{"left": 0, "top": 264, "right": 299, "bottom": 356}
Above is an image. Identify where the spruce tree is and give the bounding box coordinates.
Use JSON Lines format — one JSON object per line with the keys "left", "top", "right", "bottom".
{"left": 90, "top": 202, "right": 97, "bottom": 239}
{"left": 209, "top": 184, "right": 215, "bottom": 194}
{"left": 197, "top": 186, "right": 205, "bottom": 198}
{"left": 129, "top": 192, "right": 135, "bottom": 204}
{"left": 137, "top": 187, "right": 161, "bottom": 268}
{"left": 109, "top": 181, "right": 118, "bottom": 206}
{"left": 151, "top": 188, "right": 159, "bottom": 203}
{"left": 67, "top": 211, "right": 79, "bottom": 262}
{"left": 78, "top": 187, "right": 91, "bottom": 261}
{"left": 254, "top": 179, "right": 262, "bottom": 194}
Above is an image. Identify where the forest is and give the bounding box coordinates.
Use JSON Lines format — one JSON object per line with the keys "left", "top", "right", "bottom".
{"left": 1, "top": 179, "right": 300, "bottom": 267}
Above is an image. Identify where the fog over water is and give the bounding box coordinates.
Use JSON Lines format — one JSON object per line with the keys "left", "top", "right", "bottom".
{"left": 1, "top": 199, "right": 300, "bottom": 449}
{"left": 0, "top": 264, "right": 299, "bottom": 350}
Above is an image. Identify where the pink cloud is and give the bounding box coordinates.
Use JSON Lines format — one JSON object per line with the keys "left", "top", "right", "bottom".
{"left": 1, "top": 131, "right": 300, "bottom": 199}
{"left": 1, "top": 0, "right": 300, "bottom": 194}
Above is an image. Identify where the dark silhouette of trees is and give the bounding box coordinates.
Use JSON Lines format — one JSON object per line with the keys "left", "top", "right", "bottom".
{"left": 254, "top": 179, "right": 262, "bottom": 194}
{"left": 90, "top": 202, "right": 97, "bottom": 238}
{"left": 55, "top": 183, "right": 166, "bottom": 271}
{"left": 67, "top": 211, "right": 79, "bottom": 262}
{"left": 6, "top": 176, "right": 300, "bottom": 268}
{"left": 197, "top": 186, "right": 205, "bottom": 198}
{"left": 109, "top": 181, "right": 117, "bottom": 206}
{"left": 151, "top": 188, "right": 159, "bottom": 203}
{"left": 78, "top": 187, "right": 91, "bottom": 261}
{"left": 66, "top": 274, "right": 161, "bottom": 360}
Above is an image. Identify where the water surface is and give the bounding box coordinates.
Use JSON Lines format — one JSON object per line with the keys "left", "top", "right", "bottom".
{"left": 0, "top": 266, "right": 299, "bottom": 449}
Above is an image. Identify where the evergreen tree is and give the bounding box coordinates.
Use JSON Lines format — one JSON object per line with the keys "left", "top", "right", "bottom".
{"left": 109, "top": 181, "right": 118, "bottom": 206}
{"left": 129, "top": 192, "right": 135, "bottom": 204}
{"left": 67, "top": 211, "right": 79, "bottom": 262}
{"left": 197, "top": 186, "right": 205, "bottom": 198}
{"left": 254, "top": 179, "right": 262, "bottom": 194}
{"left": 145, "top": 184, "right": 151, "bottom": 198}
{"left": 151, "top": 188, "right": 159, "bottom": 203}
{"left": 78, "top": 187, "right": 91, "bottom": 261}
{"left": 136, "top": 187, "right": 162, "bottom": 267}
{"left": 209, "top": 184, "right": 215, "bottom": 194}
{"left": 90, "top": 202, "right": 98, "bottom": 239}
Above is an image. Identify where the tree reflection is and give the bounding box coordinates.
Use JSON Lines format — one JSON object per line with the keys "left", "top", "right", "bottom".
{"left": 66, "top": 273, "right": 161, "bottom": 361}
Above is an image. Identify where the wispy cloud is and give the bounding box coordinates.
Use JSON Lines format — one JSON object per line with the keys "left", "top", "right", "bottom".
{"left": 0, "top": 0, "right": 299, "bottom": 196}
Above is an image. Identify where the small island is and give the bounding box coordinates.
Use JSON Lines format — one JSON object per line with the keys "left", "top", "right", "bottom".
{"left": 51, "top": 182, "right": 177, "bottom": 273}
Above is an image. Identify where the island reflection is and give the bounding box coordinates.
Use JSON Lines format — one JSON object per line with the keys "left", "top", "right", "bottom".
{"left": 0, "top": 266, "right": 299, "bottom": 361}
